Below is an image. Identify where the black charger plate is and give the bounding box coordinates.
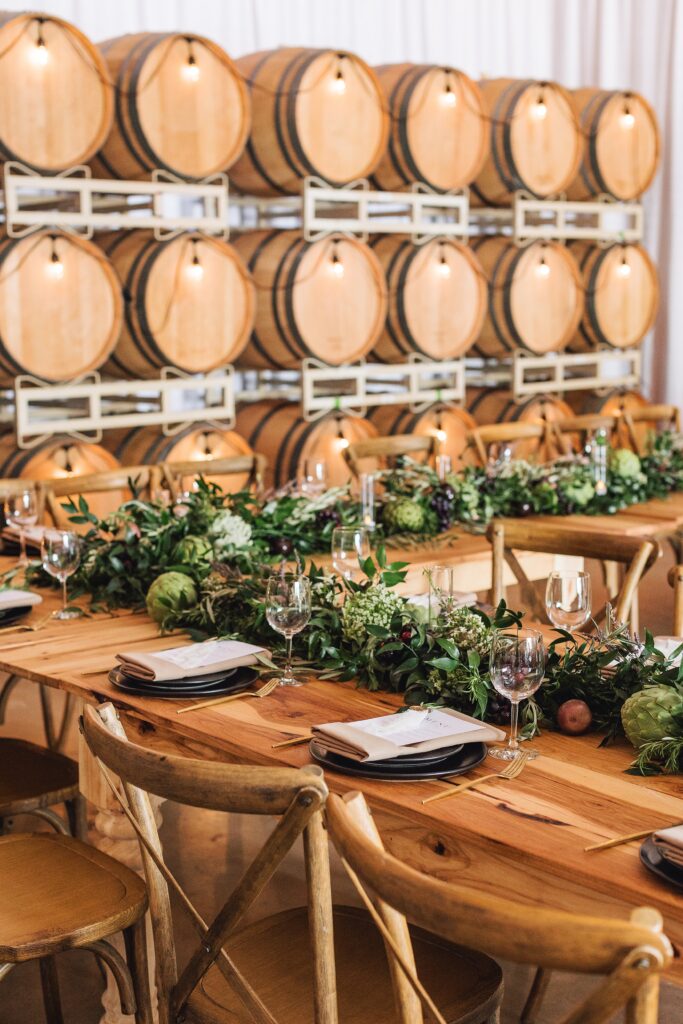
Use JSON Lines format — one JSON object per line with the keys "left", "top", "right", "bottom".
{"left": 0, "top": 605, "right": 34, "bottom": 626}
{"left": 109, "top": 665, "right": 258, "bottom": 699}
{"left": 309, "top": 740, "right": 486, "bottom": 781}
{"left": 640, "top": 836, "right": 683, "bottom": 891}
{"left": 370, "top": 743, "right": 464, "bottom": 768}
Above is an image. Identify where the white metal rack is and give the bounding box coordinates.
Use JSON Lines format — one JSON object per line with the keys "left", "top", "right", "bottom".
{"left": 1, "top": 164, "right": 229, "bottom": 240}
{"left": 13, "top": 369, "right": 236, "bottom": 448}
{"left": 467, "top": 349, "right": 642, "bottom": 400}
{"left": 470, "top": 193, "right": 644, "bottom": 245}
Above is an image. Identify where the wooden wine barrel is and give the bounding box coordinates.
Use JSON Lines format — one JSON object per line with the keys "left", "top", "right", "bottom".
{"left": 567, "top": 89, "right": 660, "bottom": 201}
{"left": 0, "top": 231, "right": 122, "bottom": 383}
{"left": 368, "top": 405, "right": 479, "bottom": 471}
{"left": 469, "top": 237, "right": 583, "bottom": 357}
{"left": 236, "top": 401, "right": 378, "bottom": 489}
{"left": 0, "top": 436, "right": 123, "bottom": 523}
{"left": 232, "top": 231, "right": 387, "bottom": 369}
{"left": 108, "top": 424, "right": 254, "bottom": 493}
{"left": 93, "top": 32, "right": 250, "bottom": 180}
{"left": 371, "top": 64, "right": 489, "bottom": 192}
{"left": 467, "top": 389, "right": 574, "bottom": 461}
{"left": 229, "top": 48, "right": 389, "bottom": 196}
{"left": 101, "top": 231, "right": 254, "bottom": 378}
{"left": 472, "top": 79, "right": 582, "bottom": 206}
{"left": 0, "top": 12, "right": 112, "bottom": 172}
{"left": 568, "top": 242, "right": 659, "bottom": 351}
{"left": 570, "top": 389, "right": 650, "bottom": 450}
{"left": 369, "top": 237, "right": 486, "bottom": 361}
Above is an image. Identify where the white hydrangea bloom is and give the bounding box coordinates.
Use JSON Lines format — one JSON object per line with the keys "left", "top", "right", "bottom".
{"left": 209, "top": 511, "right": 252, "bottom": 554}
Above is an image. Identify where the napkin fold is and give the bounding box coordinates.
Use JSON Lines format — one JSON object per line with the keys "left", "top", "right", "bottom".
{"left": 653, "top": 825, "right": 683, "bottom": 868}
{"left": 116, "top": 639, "right": 268, "bottom": 683}
{"left": 3, "top": 524, "right": 50, "bottom": 548}
{"left": 312, "top": 707, "right": 505, "bottom": 763}
{"left": 0, "top": 589, "right": 42, "bottom": 610}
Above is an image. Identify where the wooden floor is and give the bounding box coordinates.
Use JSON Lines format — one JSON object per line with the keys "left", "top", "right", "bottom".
{"left": 1, "top": 549, "right": 682, "bottom": 1023}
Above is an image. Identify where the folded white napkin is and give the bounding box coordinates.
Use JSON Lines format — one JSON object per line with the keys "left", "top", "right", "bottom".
{"left": 653, "top": 825, "right": 683, "bottom": 867}
{"left": 312, "top": 707, "right": 505, "bottom": 763}
{"left": 116, "top": 639, "right": 268, "bottom": 683}
{"left": 0, "top": 589, "right": 42, "bottom": 610}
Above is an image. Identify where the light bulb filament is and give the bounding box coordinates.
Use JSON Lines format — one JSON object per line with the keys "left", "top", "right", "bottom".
{"left": 620, "top": 104, "right": 635, "bottom": 129}
{"left": 441, "top": 78, "right": 457, "bottom": 108}
{"left": 183, "top": 40, "right": 200, "bottom": 81}
{"left": 536, "top": 255, "right": 551, "bottom": 279}
{"left": 187, "top": 242, "right": 204, "bottom": 281}
{"left": 47, "top": 239, "right": 64, "bottom": 279}
{"left": 531, "top": 91, "right": 547, "bottom": 120}
{"left": 331, "top": 249, "right": 344, "bottom": 278}
{"left": 437, "top": 248, "right": 451, "bottom": 278}
{"left": 617, "top": 256, "right": 631, "bottom": 278}
{"left": 31, "top": 20, "right": 49, "bottom": 66}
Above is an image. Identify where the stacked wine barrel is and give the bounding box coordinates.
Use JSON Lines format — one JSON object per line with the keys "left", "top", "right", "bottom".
{"left": 0, "top": 19, "right": 663, "bottom": 488}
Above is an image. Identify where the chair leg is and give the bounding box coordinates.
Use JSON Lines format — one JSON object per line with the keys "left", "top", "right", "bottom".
{"left": 39, "top": 956, "right": 65, "bottom": 1024}
{"left": 124, "top": 918, "right": 154, "bottom": 1024}
{"left": 66, "top": 794, "right": 88, "bottom": 840}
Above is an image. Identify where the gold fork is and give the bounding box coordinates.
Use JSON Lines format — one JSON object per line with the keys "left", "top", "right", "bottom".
{"left": 422, "top": 751, "right": 530, "bottom": 805}
{"left": 176, "top": 677, "right": 279, "bottom": 715}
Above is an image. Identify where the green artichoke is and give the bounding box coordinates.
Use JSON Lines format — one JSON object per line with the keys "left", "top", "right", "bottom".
{"left": 172, "top": 535, "right": 213, "bottom": 566}
{"left": 609, "top": 448, "right": 642, "bottom": 479}
{"left": 382, "top": 498, "right": 425, "bottom": 534}
{"left": 621, "top": 685, "right": 683, "bottom": 748}
{"left": 146, "top": 571, "right": 198, "bottom": 626}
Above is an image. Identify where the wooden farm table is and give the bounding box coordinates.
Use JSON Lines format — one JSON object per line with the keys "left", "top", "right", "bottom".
{"left": 1, "top": 588, "right": 683, "bottom": 997}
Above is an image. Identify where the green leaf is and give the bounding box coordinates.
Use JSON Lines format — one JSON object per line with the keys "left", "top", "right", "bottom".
{"left": 426, "top": 656, "right": 458, "bottom": 672}
{"left": 435, "top": 637, "right": 459, "bottom": 660}
{"left": 376, "top": 545, "right": 387, "bottom": 569}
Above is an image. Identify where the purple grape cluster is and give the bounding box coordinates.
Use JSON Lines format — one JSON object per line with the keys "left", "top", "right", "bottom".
{"left": 429, "top": 485, "right": 455, "bottom": 531}
{"left": 487, "top": 695, "right": 512, "bottom": 725}
{"left": 315, "top": 507, "right": 341, "bottom": 528}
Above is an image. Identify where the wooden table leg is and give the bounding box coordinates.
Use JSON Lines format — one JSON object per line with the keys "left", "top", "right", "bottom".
{"left": 78, "top": 719, "right": 162, "bottom": 1024}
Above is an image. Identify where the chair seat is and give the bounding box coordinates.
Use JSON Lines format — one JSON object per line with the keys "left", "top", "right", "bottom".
{"left": 0, "top": 833, "right": 147, "bottom": 962}
{"left": 187, "top": 905, "right": 503, "bottom": 1024}
{"left": 0, "top": 738, "right": 79, "bottom": 815}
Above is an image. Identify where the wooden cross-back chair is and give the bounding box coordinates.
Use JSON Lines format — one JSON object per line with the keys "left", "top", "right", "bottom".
{"left": 622, "top": 404, "right": 681, "bottom": 457}
{"left": 326, "top": 791, "right": 672, "bottom": 1024}
{"left": 550, "top": 414, "right": 618, "bottom": 455}
{"left": 667, "top": 564, "right": 683, "bottom": 636}
{"left": 487, "top": 520, "right": 660, "bottom": 630}
{"left": 43, "top": 465, "right": 162, "bottom": 528}
{"left": 466, "top": 423, "right": 555, "bottom": 466}
{"left": 344, "top": 434, "right": 438, "bottom": 477}
{"left": 159, "top": 453, "right": 267, "bottom": 494}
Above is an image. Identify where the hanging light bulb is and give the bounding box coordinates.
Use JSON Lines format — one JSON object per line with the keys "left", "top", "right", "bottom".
{"left": 182, "top": 40, "right": 200, "bottom": 81}
{"left": 617, "top": 255, "right": 632, "bottom": 278}
{"left": 337, "top": 421, "right": 349, "bottom": 450}
{"left": 186, "top": 241, "right": 204, "bottom": 281}
{"left": 435, "top": 428, "right": 447, "bottom": 443}
{"left": 531, "top": 90, "right": 548, "bottom": 121}
{"left": 47, "top": 237, "right": 64, "bottom": 279}
{"left": 330, "top": 245, "right": 344, "bottom": 279}
{"left": 331, "top": 58, "right": 346, "bottom": 95}
{"left": 620, "top": 103, "right": 635, "bottom": 130}
{"left": 437, "top": 245, "right": 451, "bottom": 278}
{"left": 30, "top": 21, "right": 49, "bottom": 67}
{"left": 441, "top": 78, "right": 457, "bottom": 108}
{"left": 536, "top": 252, "right": 551, "bottom": 279}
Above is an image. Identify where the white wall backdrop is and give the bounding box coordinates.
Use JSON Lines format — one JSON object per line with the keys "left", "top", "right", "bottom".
{"left": 3, "top": 0, "right": 680, "bottom": 402}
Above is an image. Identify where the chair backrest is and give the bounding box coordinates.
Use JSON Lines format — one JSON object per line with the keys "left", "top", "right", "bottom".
{"left": 667, "top": 565, "right": 683, "bottom": 636}
{"left": 344, "top": 434, "right": 436, "bottom": 477}
{"left": 466, "top": 423, "right": 550, "bottom": 466}
{"left": 551, "top": 414, "right": 618, "bottom": 455}
{"left": 43, "top": 466, "right": 161, "bottom": 528}
{"left": 487, "top": 519, "right": 659, "bottom": 627}
{"left": 159, "top": 453, "right": 267, "bottom": 494}
{"left": 81, "top": 703, "right": 334, "bottom": 1024}
{"left": 622, "top": 404, "right": 681, "bottom": 457}
{"left": 326, "top": 791, "right": 672, "bottom": 1024}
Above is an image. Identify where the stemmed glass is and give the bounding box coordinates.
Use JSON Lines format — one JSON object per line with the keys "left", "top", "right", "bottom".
{"left": 545, "top": 570, "right": 592, "bottom": 630}
{"left": 331, "top": 527, "right": 370, "bottom": 581}
{"left": 425, "top": 564, "right": 454, "bottom": 622}
{"left": 265, "top": 572, "right": 312, "bottom": 687}
{"left": 299, "top": 458, "right": 328, "bottom": 497}
{"left": 41, "top": 531, "right": 81, "bottom": 620}
{"left": 6, "top": 487, "right": 38, "bottom": 567}
{"left": 489, "top": 628, "right": 545, "bottom": 761}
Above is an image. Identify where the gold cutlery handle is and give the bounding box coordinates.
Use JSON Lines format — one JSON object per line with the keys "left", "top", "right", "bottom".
{"left": 422, "top": 772, "right": 500, "bottom": 805}
{"left": 176, "top": 691, "right": 256, "bottom": 715}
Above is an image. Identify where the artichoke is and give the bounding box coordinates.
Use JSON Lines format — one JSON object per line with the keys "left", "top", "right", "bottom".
{"left": 172, "top": 535, "right": 213, "bottom": 567}
{"left": 382, "top": 498, "right": 425, "bottom": 534}
{"left": 621, "top": 685, "right": 683, "bottom": 748}
{"left": 146, "top": 571, "right": 198, "bottom": 626}
{"left": 609, "top": 448, "right": 642, "bottom": 479}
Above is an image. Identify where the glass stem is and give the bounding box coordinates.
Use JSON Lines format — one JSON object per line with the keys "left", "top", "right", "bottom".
{"left": 61, "top": 575, "right": 67, "bottom": 614}
{"left": 509, "top": 700, "right": 520, "bottom": 751}
{"left": 285, "top": 633, "right": 293, "bottom": 680}
{"left": 19, "top": 530, "right": 26, "bottom": 565}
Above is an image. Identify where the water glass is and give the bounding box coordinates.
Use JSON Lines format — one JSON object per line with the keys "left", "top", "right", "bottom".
{"left": 41, "top": 530, "right": 81, "bottom": 620}
{"left": 6, "top": 487, "right": 38, "bottom": 567}
{"left": 424, "top": 564, "right": 454, "bottom": 621}
{"left": 331, "top": 527, "right": 370, "bottom": 581}
{"left": 435, "top": 454, "right": 452, "bottom": 481}
{"left": 359, "top": 473, "right": 375, "bottom": 530}
{"left": 265, "top": 572, "right": 312, "bottom": 687}
{"left": 489, "top": 628, "right": 545, "bottom": 761}
{"left": 545, "top": 570, "right": 592, "bottom": 630}
{"left": 299, "top": 458, "right": 328, "bottom": 497}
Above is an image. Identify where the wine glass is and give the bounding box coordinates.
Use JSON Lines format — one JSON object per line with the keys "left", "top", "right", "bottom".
{"left": 299, "top": 458, "right": 328, "bottom": 497}
{"left": 331, "top": 527, "right": 370, "bottom": 581}
{"left": 425, "top": 564, "right": 454, "bottom": 621}
{"left": 266, "top": 572, "right": 312, "bottom": 687}
{"left": 41, "top": 531, "right": 81, "bottom": 620}
{"left": 6, "top": 487, "right": 38, "bottom": 567}
{"left": 489, "top": 628, "right": 545, "bottom": 761}
{"left": 545, "top": 570, "right": 592, "bottom": 630}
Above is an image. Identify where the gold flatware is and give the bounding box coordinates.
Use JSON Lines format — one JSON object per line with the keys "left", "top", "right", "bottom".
{"left": 585, "top": 825, "right": 680, "bottom": 852}
{"left": 272, "top": 734, "right": 312, "bottom": 749}
{"left": 0, "top": 612, "right": 54, "bottom": 634}
{"left": 176, "top": 677, "right": 279, "bottom": 715}
{"left": 422, "top": 751, "right": 529, "bottom": 805}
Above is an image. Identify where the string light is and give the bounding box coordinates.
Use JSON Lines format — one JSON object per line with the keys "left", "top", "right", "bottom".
{"left": 187, "top": 241, "right": 204, "bottom": 281}
{"left": 331, "top": 58, "right": 346, "bottom": 95}
{"left": 182, "top": 40, "right": 200, "bottom": 82}
{"left": 435, "top": 428, "right": 447, "bottom": 443}
{"left": 441, "top": 78, "right": 457, "bottom": 108}
{"left": 337, "top": 421, "right": 349, "bottom": 450}
{"left": 437, "top": 246, "right": 451, "bottom": 278}
{"left": 531, "top": 90, "right": 548, "bottom": 121}
{"left": 330, "top": 245, "right": 344, "bottom": 279}
{"left": 536, "top": 252, "right": 551, "bottom": 279}
{"left": 620, "top": 103, "right": 635, "bottom": 130}
{"left": 47, "top": 238, "right": 64, "bottom": 279}
{"left": 617, "top": 255, "right": 632, "bottom": 278}
{"left": 30, "top": 20, "right": 49, "bottom": 66}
